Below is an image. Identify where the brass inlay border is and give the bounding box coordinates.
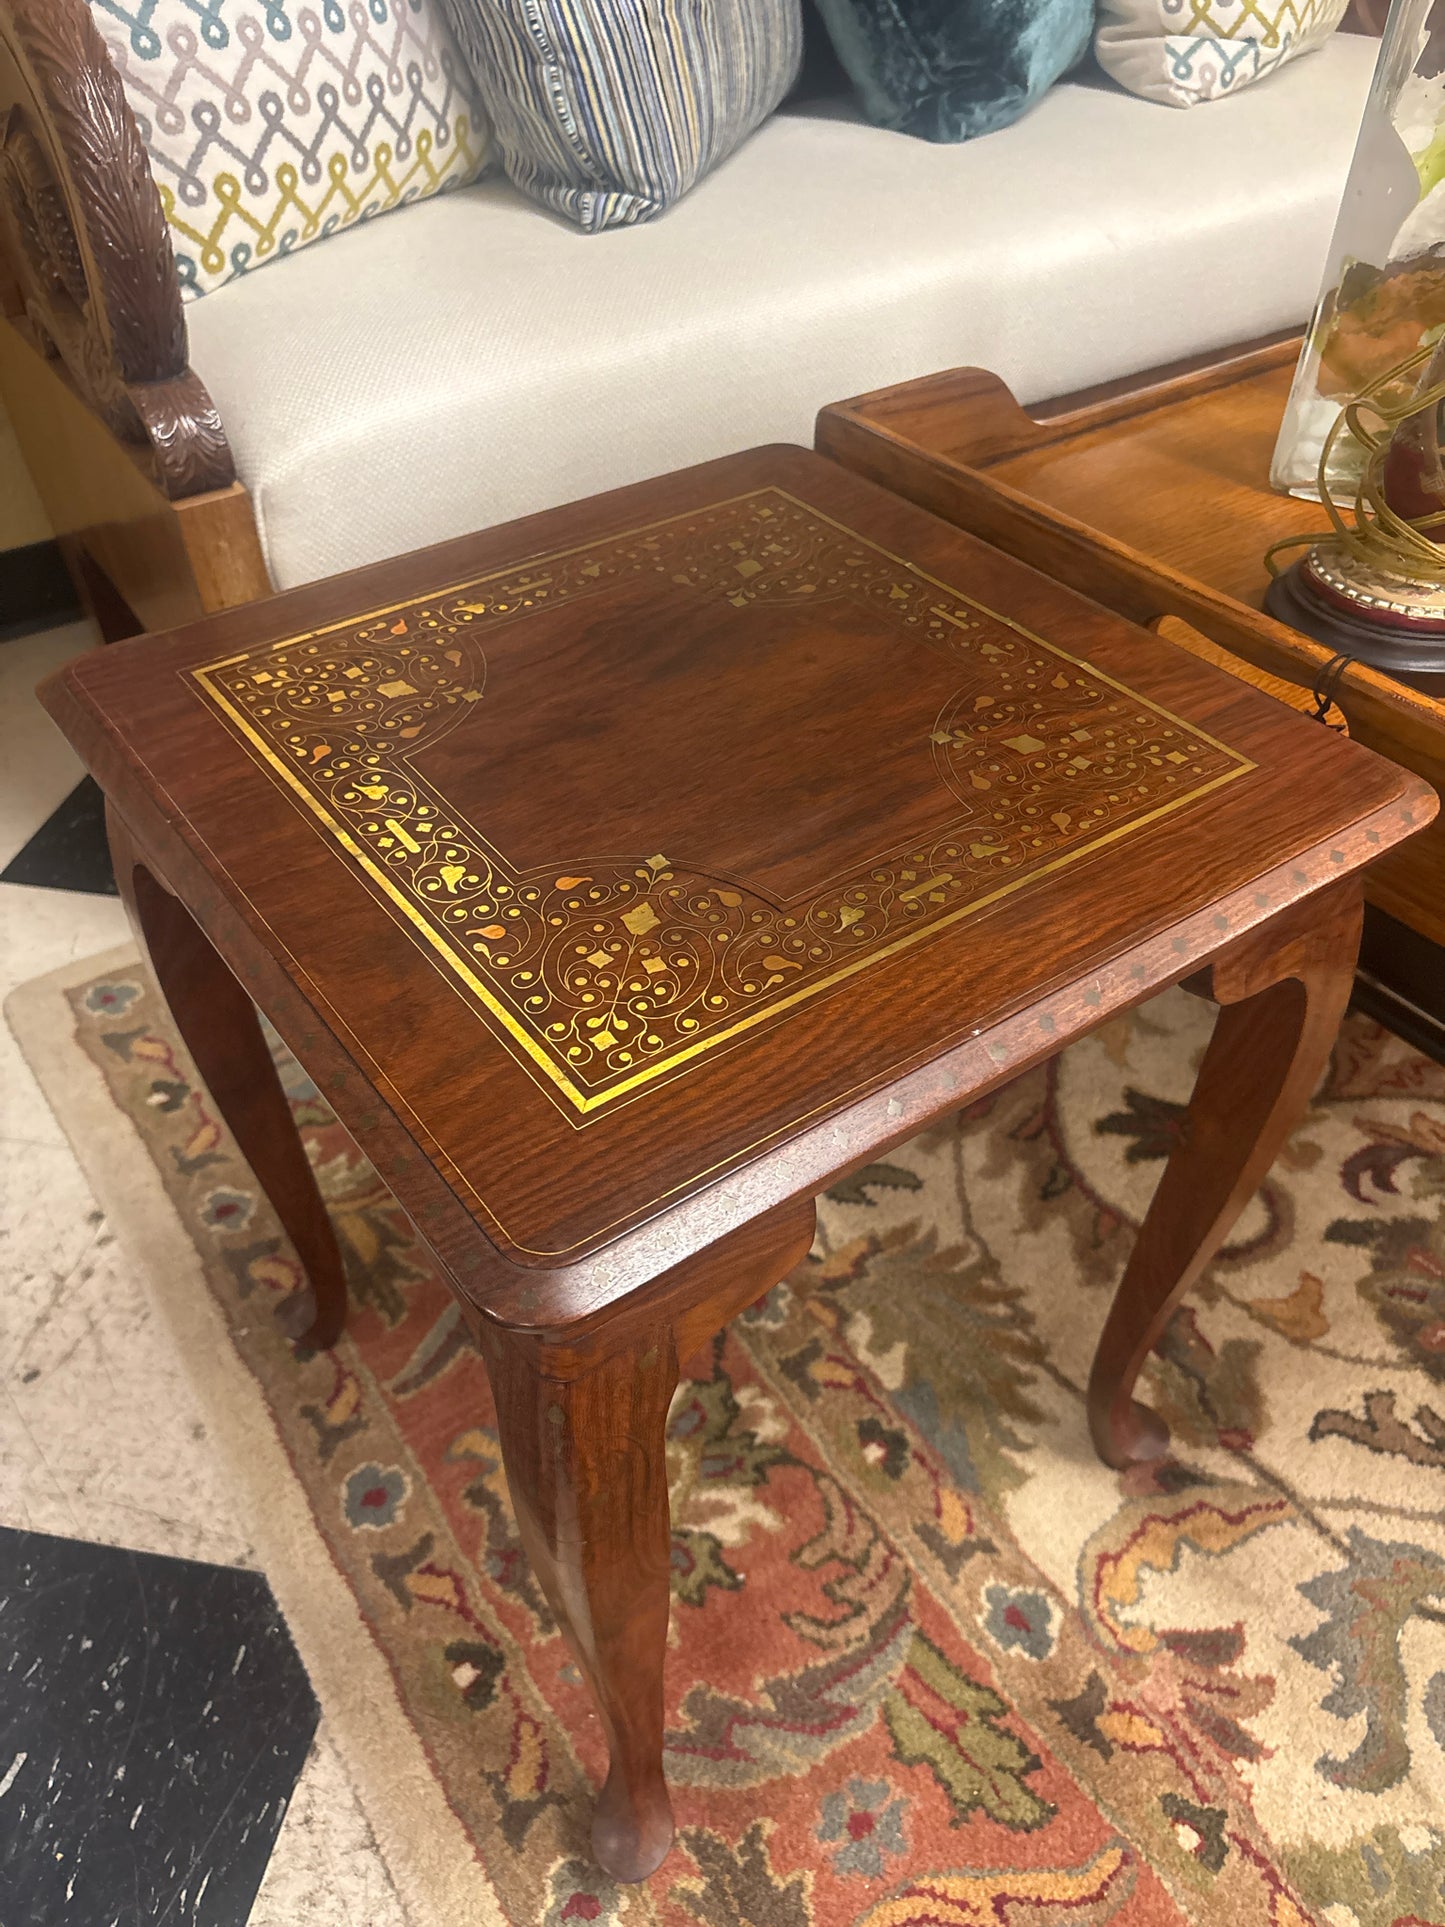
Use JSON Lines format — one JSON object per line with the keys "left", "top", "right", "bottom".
{"left": 190, "top": 488, "right": 1253, "bottom": 1116}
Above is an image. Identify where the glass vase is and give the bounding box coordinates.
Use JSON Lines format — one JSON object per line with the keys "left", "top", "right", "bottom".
{"left": 1272, "top": 0, "right": 1445, "bottom": 495}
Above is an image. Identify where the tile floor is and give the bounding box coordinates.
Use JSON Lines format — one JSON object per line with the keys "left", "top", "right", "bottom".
{"left": 0, "top": 620, "right": 408, "bottom": 1925}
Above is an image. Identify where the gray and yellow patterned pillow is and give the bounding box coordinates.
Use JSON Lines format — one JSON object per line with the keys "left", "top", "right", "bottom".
{"left": 1094, "top": 0, "right": 1350, "bottom": 106}
{"left": 87, "top": 1, "right": 492, "bottom": 298}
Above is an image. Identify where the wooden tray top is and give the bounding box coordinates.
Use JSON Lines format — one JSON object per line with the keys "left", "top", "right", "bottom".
{"left": 816, "top": 337, "right": 1445, "bottom": 950}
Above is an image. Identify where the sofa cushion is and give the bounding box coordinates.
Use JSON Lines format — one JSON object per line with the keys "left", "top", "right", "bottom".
{"left": 185, "top": 34, "right": 1376, "bottom": 590}
{"left": 438, "top": 0, "right": 801, "bottom": 230}
{"left": 1095, "top": 0, "right": 1350, "bottom": 108}
{"left": 89, "top": 0, "right": 491, "bottom": 297}
{"left": 813, "top": 0, "right": 1093, "bottom": 141}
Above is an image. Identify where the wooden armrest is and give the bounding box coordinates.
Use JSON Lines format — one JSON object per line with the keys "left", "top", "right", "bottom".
{"left": 0, "top": 0, "right": 234, "bottom": 498}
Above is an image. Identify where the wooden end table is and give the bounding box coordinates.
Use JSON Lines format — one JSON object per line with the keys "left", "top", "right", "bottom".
{"left": 816, "top": 333, "right": 1445, "bottom": 1058}
{"left": 40, "top": 444, "right": 1434, "bottom": 1882}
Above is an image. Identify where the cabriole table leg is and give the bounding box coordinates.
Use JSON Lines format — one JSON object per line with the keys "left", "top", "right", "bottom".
{"left": 1087, "top": 875, "right": 1363, "bottom": 1468}
{"left": 106, "top": 802, "right": 351, "bottom": 1350}
{"left": 470, "top": 1198, "right": 816, "bottom": 1882}
{"left": 481, "top": 1320, "right": 680, "bottom": 1882}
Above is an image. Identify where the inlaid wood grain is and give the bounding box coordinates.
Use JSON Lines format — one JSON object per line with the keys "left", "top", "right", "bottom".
{"left": 43, "top": 444, "right": 1433, "bottom": 1320}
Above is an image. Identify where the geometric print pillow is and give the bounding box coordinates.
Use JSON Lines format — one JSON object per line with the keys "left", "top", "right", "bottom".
{"left": 85, "top": 1, "right": 493, "bottom": 298}
{"left": 1093, "top": 0, "right": 1350, "bottom": 107}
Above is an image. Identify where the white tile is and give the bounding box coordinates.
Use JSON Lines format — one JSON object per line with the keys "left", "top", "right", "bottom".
{"left": 0, "top": 1135, "right": 254, "bottom": 1567}
{"left": 0, "top": 884, "right": 130, "bottom": 1148}
{"left": 0, "top": 873, "right": 244, "bottom": 1567}
{"left": 252, "top": 1728, "right": 411, "bottom": 1927}
{"left": 0, "top": 1137, "right": 110, "bottom": 1368}
{"left": 0, "top": 620, "right": 102, "bottom": 869}
{"left": 0, "top": 1381, "right": 82, "bottom": 1538}
{"left": 0, "top": 877, "right": 132, "bottom": 996}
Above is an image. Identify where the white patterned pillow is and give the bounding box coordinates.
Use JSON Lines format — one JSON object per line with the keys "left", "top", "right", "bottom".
{"left": 1095, "top": 0, "right": 1350, "bottom": 107}
{"left": 87, "top": 1, "right": 492, "bottom": 298}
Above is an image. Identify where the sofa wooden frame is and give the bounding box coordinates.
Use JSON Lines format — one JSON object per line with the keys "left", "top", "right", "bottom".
{"left": 0, "top": 0, "right": 271, "bottom": 636}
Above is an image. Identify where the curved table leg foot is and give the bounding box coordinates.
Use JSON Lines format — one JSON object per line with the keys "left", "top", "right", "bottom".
{"left": 1087, "top": 877, "right": 1362, "bottom": 1469}
{"left": 1103, "top": 1398, "right": 1171, "bottom": 1468}
{"left": 592, "top": 1761, "right": 676, "bottom": 1885}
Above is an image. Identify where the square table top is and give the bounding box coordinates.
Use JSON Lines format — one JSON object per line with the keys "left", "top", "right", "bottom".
{"left": 44, "top": 445, "right": 1434, "bottom": 1318}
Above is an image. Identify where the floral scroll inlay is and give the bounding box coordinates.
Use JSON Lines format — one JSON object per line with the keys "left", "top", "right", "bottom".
{"left": 191, "top": 488, "right": 1251, "bottom": 1114}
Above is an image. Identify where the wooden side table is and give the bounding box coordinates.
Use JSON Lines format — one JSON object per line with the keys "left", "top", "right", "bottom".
{"left": 815, "top": 334, "right": 1445, "bottom": 1058}
{"left": 40, "top": 444, "right": 1434, "bottom": 1882}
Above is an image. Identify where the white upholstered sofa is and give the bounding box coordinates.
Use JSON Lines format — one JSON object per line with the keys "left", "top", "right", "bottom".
{"left": 0, "top": 1, "right": 1376, "bottom": 623}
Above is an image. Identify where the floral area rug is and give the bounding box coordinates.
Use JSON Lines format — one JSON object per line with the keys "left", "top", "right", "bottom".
{"left": 40, "top": 958, "right": 1445, "bottom": 1925}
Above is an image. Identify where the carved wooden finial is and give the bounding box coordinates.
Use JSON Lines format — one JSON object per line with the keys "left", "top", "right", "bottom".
{"left": 0, "top": 0, "right": 235, "bottom": 497}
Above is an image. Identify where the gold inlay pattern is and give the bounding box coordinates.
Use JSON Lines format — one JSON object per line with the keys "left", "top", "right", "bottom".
{"left": 191, "top": 488, "right": 1253, "bottom": 1115}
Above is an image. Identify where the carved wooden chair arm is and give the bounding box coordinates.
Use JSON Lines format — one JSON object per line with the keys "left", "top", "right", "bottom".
{"left": 0, "top": 0, "right": 234, "bottom": 498}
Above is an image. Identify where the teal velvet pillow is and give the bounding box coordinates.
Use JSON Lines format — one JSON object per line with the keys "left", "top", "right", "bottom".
{"left": 813, "top": 0, "right": 1093, "bottom": 141}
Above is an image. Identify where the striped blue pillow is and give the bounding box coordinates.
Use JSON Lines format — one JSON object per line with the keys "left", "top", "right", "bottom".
{"left": 440, "top": 0, "right": 802, "bottom": 231}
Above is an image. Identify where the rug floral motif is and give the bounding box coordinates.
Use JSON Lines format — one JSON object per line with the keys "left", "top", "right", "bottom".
{"left": 67, "top": 968, "right": 1445, "bottom": 1927}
